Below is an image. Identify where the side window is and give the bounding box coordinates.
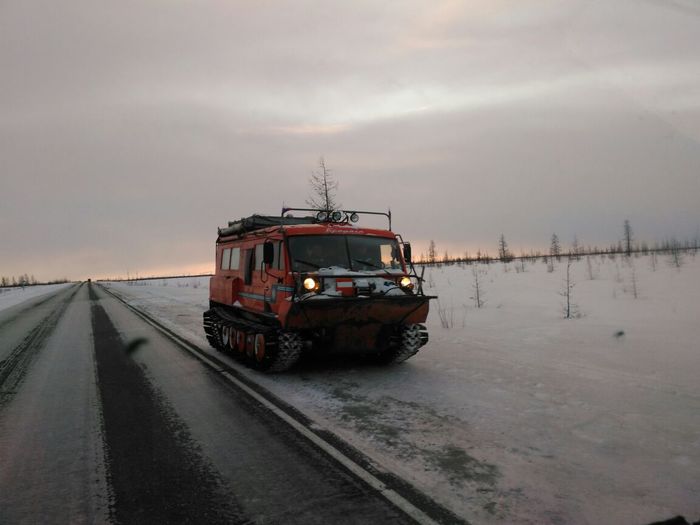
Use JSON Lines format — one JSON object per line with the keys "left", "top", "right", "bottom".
{"left": 230, "top": 247, "right": 240, "bottom": 270}
{"left": 221, "top": 248, "right": 231, "bottom": 270}
{"left": 244, "top": 249, "right": 254, "bottom": 285}
{"left": 255, "top": 244, "right": 264, "bottom": 270}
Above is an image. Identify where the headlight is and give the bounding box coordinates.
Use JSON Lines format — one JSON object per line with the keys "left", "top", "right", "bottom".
{"left": 303, "top": 277, "right": 319, "bottom": 291}
{"left": 399, "top": 276, "right": 413, "bottom": 290}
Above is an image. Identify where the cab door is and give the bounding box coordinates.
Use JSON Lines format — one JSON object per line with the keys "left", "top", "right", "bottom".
{"left": 210, "top": 245, "right": 242, "bottom": 305}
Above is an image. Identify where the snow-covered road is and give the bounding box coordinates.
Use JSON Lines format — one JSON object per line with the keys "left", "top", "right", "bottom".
{"left": 0, "top": 283, "right": 439, "bottom": 524}
{"left": 102, "top": 254, "right": 700, "bottom": 524}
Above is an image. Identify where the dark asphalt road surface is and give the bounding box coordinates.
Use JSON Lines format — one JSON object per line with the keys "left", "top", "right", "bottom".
{"left": 0, "top": 284, "right": 418, "bottom": 524}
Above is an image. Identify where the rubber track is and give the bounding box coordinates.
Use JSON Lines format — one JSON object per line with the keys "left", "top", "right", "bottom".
{"left": 381, "top": 324, "right": 428, "bottom": 364}
{"left": 204, "top": 310, "right": 302, "bottom": 372}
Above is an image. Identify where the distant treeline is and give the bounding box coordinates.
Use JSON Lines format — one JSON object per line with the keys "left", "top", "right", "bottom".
{"left": 0, "top": 274, "right": 70, "bottom": 288}
{"left": 418, "top": 226, "right": 700, "bottom": 266}
{"left": 96, "top": 273, "right": 213, "bottom": 283}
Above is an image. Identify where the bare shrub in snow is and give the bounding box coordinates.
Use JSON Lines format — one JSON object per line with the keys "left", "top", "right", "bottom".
{"left": 426, "top": 271, "right": 435, "bottom": 289}
{"left": 585, "top": 256, "right": 595, "bottom": 280}
{"left": 667, "top": 239, "right": 685, "bottom": 269}
{"left": 622, "top": 258, "right": 639, "bottom": 299}
{"left": 614, "top": 261, "right": 623, "bottom": 283}
{"left": 471, "top": 266, "right": 485, "bottom": 308}
{"left": 630, "top": 262, "right": 638, "bottom": 299}
{"left": 436, "top": 299, "right": 454, "bottom": 329}
{"left": 649, "top": 252, "right": 658, "bottom": 272}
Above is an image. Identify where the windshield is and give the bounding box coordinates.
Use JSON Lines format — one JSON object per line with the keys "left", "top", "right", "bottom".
{"left": 288, "top": 235, "right": 402, "bottom": 272}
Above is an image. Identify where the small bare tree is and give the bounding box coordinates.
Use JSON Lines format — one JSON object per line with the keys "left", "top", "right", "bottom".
{"left": 550, "top": 233, "right": 561, "bottom": 261}
{"left": 428, "top": 240, "right": 437, "bottom": 265}
{"left": 306, "top": 156, "right": 340, "bottom": 211}
{"left": 571, "top": 235, "right": 581, "bottom": 261}
{"left": 498, "top": 234, "right": 512, "bottom": 263}
{"left": 623, "top": 219, "right": 633, "bottom": 256}
{"left": 560, "top": 259, "right": 579, "bottom": 319}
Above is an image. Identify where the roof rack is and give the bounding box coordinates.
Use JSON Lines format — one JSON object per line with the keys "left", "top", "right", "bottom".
{"left": 281, "top": 207, "right": 392, "bottom": 230}
{"left": 218, "top": 214, "right": 317, "bottom": 238}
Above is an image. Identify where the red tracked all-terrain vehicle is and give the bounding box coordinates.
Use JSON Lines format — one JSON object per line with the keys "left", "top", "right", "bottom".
{"left": 203, "top": 208, "right": 435, "bottom": 372}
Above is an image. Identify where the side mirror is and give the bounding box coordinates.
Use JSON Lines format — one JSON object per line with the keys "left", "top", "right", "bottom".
{"left": 263, "top": 241, "right": 275, "bottom": 266}
{"left": 403, "top": 243, "right": 412, "bottom": 263}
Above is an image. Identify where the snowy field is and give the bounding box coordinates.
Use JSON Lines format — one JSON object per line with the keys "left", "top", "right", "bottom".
{"left": 0, "top": 283, "right": 73, "bottom": 313}
{"left": 103, "top": 253, "right": 700, "bottom": 524}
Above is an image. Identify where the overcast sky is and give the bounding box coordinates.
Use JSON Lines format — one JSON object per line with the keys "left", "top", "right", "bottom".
{"left": 2, "top": 0, "right": 699, "bottom": 281}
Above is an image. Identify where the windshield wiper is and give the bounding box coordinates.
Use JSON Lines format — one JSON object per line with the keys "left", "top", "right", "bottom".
{"left": 352, "top": 259, "right": 396, "bottom": 279}
{"left": 352, "top": 258, "right": 383, "bottom": 269}
{"left": 293, "top": 258, "right": 320, "bottom": 270}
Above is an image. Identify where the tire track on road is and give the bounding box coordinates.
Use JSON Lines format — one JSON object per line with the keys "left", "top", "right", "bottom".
{"left": 0, "top": 284, "right": 81, "bottom": 407}
{"left": 0, "top": 285, "right": 72, "bottom": 332}
{"left": 89, "top": 284, "right": 246, "bottom": 524}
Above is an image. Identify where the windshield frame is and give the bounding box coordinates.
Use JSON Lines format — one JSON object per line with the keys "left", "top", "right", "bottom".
{"left": 287, "top": 234, "right": 404, "bottom": 273}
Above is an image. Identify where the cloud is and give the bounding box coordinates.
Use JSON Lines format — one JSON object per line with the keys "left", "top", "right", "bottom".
{"left": 1, "top": 0, "right": 699, "bottom": 280}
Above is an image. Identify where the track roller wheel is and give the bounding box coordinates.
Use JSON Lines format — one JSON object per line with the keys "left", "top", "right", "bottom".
{"left": 221, "top": 325, "right": 231, "bottom": 349}
{"left": 228, "top": 328, "right": 238, "bottom": 352}
{"left": 253, "top": 334, "right": 267, "bottom": 363}
{"left": 245, "top": 333, "right": 255, "bottom": 359}
{"left": 236, "top": 330, "right": 246, "bottom": 353}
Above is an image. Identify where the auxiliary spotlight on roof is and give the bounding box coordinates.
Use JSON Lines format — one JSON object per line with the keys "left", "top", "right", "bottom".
{"left": 281, "top": 207, "right": 393, "bottom": 229}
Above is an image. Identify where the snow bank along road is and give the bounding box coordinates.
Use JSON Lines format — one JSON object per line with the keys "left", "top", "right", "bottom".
{"left": 0, "top": 283, "right": 462, "bottom": 524}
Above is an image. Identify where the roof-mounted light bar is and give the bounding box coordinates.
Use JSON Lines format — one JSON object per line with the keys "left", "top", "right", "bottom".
{"left": 281, "top": 207, "right": 392, "bottom": 230}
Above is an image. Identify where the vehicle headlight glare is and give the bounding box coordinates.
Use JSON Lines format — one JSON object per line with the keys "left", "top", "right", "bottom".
{"left": 303, "top": 277, "right": 319, "bottom": 291}
{"left": 399, "top": 276, "right": 413, "bottom": 289}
